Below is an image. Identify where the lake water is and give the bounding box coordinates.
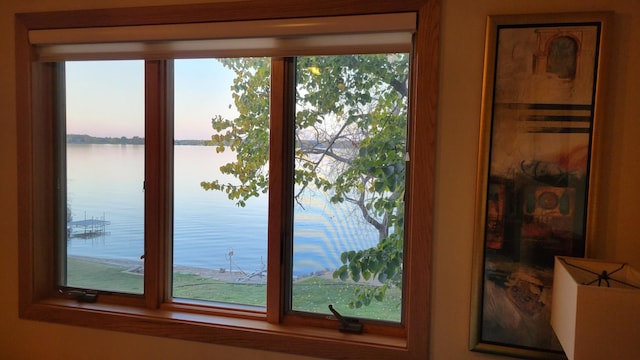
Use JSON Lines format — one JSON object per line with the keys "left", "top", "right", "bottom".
{"left": 66, "top": 144, "right": 379, "bottom": 276}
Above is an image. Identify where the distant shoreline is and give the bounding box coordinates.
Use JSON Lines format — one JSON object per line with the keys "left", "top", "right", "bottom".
{"left": 67, "top": 134, "right": 206, "bottom": 146}
{"left": 66, "top": 134, "right": 355, "bottom": 148}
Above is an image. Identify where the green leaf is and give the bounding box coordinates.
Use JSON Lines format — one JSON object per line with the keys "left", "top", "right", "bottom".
{"left": 382, "top": 165, "right": 394, "bottom": 177}
{"left": 339, "top": 268, "right": 349, "bottom": 281}
{"left": 362, "top": 270, "right": 371, "bottom": 281}
{"left": 349, "top": 264, "right": 361, "bottom": 282}
{"left": 363, "top": 295, "right": 371, "bottom": 306}
{"left": 346, "top": 250, "right": 356, "bottom": 262}
{"left": 378, "top": 272, "right": 388, "bottom": 283}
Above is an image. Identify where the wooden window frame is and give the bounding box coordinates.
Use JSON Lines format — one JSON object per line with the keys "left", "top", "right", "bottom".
{"left": 15, "top": 1, "right": 439, "bottom": 359}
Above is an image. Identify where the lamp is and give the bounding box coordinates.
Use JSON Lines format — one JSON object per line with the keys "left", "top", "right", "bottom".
{"left": 551, "top": 256, "right": 640, "bottom": 360}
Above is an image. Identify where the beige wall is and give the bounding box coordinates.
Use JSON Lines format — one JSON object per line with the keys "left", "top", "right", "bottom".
{"left": 1, "top": 0, "right": 638, "bottom": 359}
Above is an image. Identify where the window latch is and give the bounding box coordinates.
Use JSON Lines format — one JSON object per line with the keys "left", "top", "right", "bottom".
{"left": 328, "top": 304, "right": 363, "bottom": 334}
{"left": 59, "top": 289, "right": 98, "bottom": 303}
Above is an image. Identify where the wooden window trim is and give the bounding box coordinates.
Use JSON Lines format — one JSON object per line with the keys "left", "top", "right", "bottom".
{"left": 16, "top": 1, "right": 439, "bottom": 359}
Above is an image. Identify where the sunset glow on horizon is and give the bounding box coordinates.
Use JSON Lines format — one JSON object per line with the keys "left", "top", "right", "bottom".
{"left": 66, "top": 59, "right": 239, "bottom": 140}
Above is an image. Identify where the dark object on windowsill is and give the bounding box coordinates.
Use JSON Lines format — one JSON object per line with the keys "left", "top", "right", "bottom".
{"left": 59, "top": 289, "right": 99, "bottom": 303}
{"left": 328, "top": 304, "right": 363, "bottom": 334}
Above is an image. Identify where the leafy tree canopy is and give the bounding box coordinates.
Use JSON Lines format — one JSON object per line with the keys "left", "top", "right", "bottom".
{"left": 201, "top": 54, "right": 409, "bottom": 308}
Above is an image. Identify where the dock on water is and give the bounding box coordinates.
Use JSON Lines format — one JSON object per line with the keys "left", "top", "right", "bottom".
{"left": 67, "top": 215, "right": 110, "bottom": 239}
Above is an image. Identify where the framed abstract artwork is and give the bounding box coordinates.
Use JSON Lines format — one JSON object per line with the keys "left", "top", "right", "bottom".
{"left": 470, "top": 12, "right": 612, "bottom": 359}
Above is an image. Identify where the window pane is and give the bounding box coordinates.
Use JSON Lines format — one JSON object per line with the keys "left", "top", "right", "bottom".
{"left": 64, "top": 60, "right": 145, "bottom": 294}
{"left": 172, "top": 58, "right": 269, "bottom": 306}
{"left": 292, "top": 55, "right": 408, "bottom": 322}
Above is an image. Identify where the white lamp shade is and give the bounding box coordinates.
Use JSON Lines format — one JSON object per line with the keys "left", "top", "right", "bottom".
{"left": 551, "top": 256, "right": 640, "bottom": 360}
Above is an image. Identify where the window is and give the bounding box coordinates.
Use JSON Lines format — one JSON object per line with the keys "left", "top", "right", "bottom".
{"left": 64, "top": 60, "right": 145, "bottom": 294}
{"left": 172, "top": 58, "right": 270, "bottom": 306}
{"left": 291, "top": 55, "right": 408, "bottom": 322}
{"left": 16, "top": 2, "right": 438, "bottom": 359}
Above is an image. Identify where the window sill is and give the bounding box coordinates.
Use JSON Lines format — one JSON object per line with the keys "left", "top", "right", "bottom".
{"left": 21, "top": 298, "right": 410, "bottom": 359}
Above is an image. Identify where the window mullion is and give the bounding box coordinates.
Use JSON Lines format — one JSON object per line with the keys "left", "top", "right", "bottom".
{"left": 144, "top": 60, "right": 174, "bottom": 309}
{"left": 267, "top": 57, "right": 296, "bottom": 323}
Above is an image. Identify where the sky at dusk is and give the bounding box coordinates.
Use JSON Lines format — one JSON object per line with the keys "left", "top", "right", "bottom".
{"left": 65, "top": 59, "right": 239, "bottom": 140}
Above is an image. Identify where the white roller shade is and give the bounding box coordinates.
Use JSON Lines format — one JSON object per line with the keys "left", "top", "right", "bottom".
{"left": 30, "top": 13, "right": 416, "bottom": 61}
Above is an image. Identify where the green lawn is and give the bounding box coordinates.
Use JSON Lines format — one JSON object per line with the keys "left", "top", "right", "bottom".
{"left": 67, "top": 258, "right": 401, "bottom": 321}
{"left": 67, "top": 258, "right": 144, "bottom": 293}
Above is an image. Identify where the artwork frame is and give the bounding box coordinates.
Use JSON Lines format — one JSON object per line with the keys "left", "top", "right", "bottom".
{"left": 470, "top": 12, "right": 612, "bottom": 359}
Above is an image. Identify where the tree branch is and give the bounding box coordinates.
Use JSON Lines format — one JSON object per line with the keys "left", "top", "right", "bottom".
{"left": 294, "top": 118, "right": 354, "bottom": 200}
